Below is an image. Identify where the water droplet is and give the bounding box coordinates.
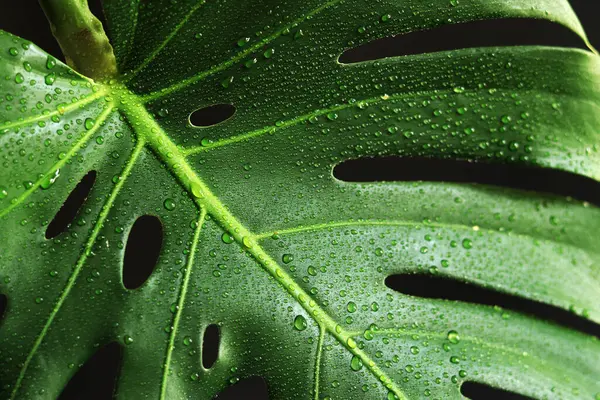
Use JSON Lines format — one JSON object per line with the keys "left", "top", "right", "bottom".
{"left": 84, "top": 118, "right": 95, "bottom": 130}
{"left": 347, "top": 301, "right": 357, "bottom": 313}
{"left": 350, "top": 355, "right": 363, "bottom": 371}
{"left": 447, "top": 330, "right": 460, "bottom": 344}
{"left": 282, "top": 254, "right": 294, "bottom": 264}
{"left": 14, "top": 73, "right": 24, "bottom": 84}
{"left": 263, "top": 48, "right": 275, "bottom": 59}
{"left": 293, "top": 315, "right": 307, "bottom": 331}
{"left": 236, "top": 37, "right": 250, "bottom": 47}
{"left": 163, "top": 198, "right": 176, "bottom": 211}
{"left": 244, "top": 58, "right": 257, "bottom": 68}
{"left": 124, "top": 335, "right": 134, "bottom": 345}
{"left": 221, "top": 76, "right": 234, "bottom": 89}
{"left": 45, "top": 72, "right": 56, "bottom": 85}
{"left": 221, "top": 232, "right": 234, "bottom": 244}
{"left": 46, "top": 56, "right": 56, "bottom": 69}
{"left": 40, "top": 169, "right": 60, "bottom": 190}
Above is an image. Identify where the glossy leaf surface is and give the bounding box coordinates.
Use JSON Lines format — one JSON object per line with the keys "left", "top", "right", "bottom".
{"left": 1, "top": 1, "right": 599, "bottom": 399}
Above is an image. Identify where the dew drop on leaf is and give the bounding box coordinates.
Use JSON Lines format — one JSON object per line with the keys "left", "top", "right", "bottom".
{"left": 163, "top": 198, "right": 176, "bottom": 211}
{"left": 84, "top": 118, "right": 95, "bottom": 130}
{"left": 350, "top": 355, "right": 363, "bottom": 371}
{"left": 221, "top": 232, "right": 234, "bottom": 244}
{"left": 293, "top": 315, "right": 307, "bottom": 331}
{"left": 447, "top": 330, "right": 460, "bottom": 344}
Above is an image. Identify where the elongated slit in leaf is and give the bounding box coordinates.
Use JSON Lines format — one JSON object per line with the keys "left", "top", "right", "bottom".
{"left": 0, "top": 295, "right": 6, "bottom": 324}
{"left": 333, "top": 157, "right": 600, "bottom": 206}
{"left": 461, "top": 381, "right": 534, "bottom": 400}
{"left": 189, "top": 104, "right": 236, "bottom": 127}
{"left": 58, "top": 342, "right": 122, "bottom": 400}
{"left": 339, "top": 18, "right": 588, "bottom": 63}
{"left": 123, "top": 215, "right": 163, "bottom": 289}
{"left": 385, "top": 274, "right": 600, "bottom": 339}
{"left": 213, "top": 376, "right": 268, "bottom": 400}
{"left": 45, "top": 170, "right": 97, "bottom": 239}
{"left": 202, "top": 324, "right": 220, "bottom": 369}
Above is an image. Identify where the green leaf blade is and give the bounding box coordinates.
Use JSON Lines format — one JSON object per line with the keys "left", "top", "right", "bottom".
{"left": 1, "top": 1, "right": 599, "bottom": 399}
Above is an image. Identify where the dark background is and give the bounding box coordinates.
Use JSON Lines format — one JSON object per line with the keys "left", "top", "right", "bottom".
{"left": 1, "top": 1, "right": 599, "bottom": 399}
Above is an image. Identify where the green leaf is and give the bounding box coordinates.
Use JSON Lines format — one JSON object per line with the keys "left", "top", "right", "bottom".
{"left": 1, "top": 1, "right": 600, "bottom": 399}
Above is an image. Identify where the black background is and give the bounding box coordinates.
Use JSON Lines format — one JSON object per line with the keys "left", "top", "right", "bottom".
{"left": 1, "top": 1, "right": 599, "bottom": 399}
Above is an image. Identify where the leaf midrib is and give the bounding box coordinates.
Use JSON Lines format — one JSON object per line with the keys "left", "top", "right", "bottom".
{"left": 114, "top": 83, "right": 409, "bottom": 400}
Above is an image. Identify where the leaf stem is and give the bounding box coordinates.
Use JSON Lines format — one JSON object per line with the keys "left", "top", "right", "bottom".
{"left": 39, "top": 0, "right": 118, "bottom": 81}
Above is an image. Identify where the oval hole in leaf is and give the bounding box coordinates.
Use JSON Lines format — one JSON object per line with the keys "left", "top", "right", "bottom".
{"left": 0, "top": 294, "right": 6, "bottom": 324}
{"left": 58, "top": 342, "right": 122, "bottom": 400}
{"left": 213, "top": 376, "right": 268, "bottom": 400}
{"left": 46, "top": 170, "right": 97, "bottom": 239}
{"left": 202, "top": 324, "right": 220, "bottom": 369}
{"left": 339, "top": 18, "right": 588, "bottom": 63}
{"left": 461, "top": 381, "right": 534, "bottom": 400}
{"left": 123, "top": 215, "right": 163, "bottom": 290}
{"left": 189, "top": 104, "right": 235, "bottom": 127}
{"left": 385, "top": 274, "right": 600, "bottom": 339}
{"left": 333, "top": 157, "right": 600, "bottom": 206}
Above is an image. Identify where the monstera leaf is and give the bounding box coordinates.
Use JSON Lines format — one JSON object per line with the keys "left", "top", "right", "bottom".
{"left": 1, "top": 0, "right": 599, "bottom": 399}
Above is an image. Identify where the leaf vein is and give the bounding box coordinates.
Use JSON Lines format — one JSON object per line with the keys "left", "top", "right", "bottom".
{"left": 125, "top": 0, "right": 207, "bottom": 80}
{"left": 9, "top": 136, "right": 145, "bottom": 399}
{"left": 159, "top": 208, "right": 207, "bottom": 399}
{"left": 140, "top": 0, "right": 343, "bottom": 102}
{"left": 0, "top": 100, "right": 111, "bottom": 218}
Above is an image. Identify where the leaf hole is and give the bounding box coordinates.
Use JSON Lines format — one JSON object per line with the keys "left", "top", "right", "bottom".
{"left": 385, "top": 274, "right": 600, "bottom": 340}
{"left": 0, "top": 294, "right": 6, "bottom": 324}
{"left": 333, "top": 157, "right": 600, "bottom": 207}
{"left": 58, "top": 342, "right": 122, "bottom": 400}
{"left": 189, "top": 104, "right": 236, "bottom": 127}
{"left": 213, "top": 376, "right": 269, "bottom": 399}
{"left": 339, "top": 18, "right": 588, "bottom": 63}
{"left": 46, "top": 170, "right": 97, "bottom": 239}
{"left": 202, "top": 324, "right": 220, "bottom": 369}
{"left": 123, "top": 215, "right": 163, "bottom": 290}
{"left": 461, "top": 381, "right": 534, "bottom": 400}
